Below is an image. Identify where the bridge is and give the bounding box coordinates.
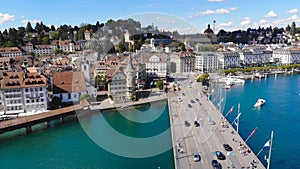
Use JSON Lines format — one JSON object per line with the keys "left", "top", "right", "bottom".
{"left": 168, "top": 76, "right": 266, "bottom": 169}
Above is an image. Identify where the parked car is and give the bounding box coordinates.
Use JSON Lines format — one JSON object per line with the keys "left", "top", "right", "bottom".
{"left": 188, "top": 104, "right": 192, "bottom": 108}
{"left": 185, "top": 120, "right": 190, "bottom": 127}
{"left": 194, "top": 120, "right": 200, "bottom": 127}
{"left": 211, "top": 160, "right": 222, "bottom": 169}
{"left": 223, "top": 144, "right": 233, "bottom": 151}
{"left": 193, "top": 152, "right": 201, "bottom": 162}
{"left": 215, "top": 151, "right": 226, "bottom": 160}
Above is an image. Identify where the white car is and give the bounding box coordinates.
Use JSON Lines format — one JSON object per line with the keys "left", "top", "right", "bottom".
{"left": 193, "top": 152, "right": 201, "bottom": 162}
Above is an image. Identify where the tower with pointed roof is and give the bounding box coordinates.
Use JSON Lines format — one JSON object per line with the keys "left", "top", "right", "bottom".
{"left": 125, "top": 54, "right": 136, "bottom": 100}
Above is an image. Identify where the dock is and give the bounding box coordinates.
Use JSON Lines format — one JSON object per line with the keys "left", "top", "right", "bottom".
{"left": 168, "top": 78, "right": 266, "bottom": 169}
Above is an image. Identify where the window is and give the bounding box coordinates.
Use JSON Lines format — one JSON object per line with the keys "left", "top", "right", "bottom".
{"left": 40, "top": 87, "right": 43, "bottom": 91}
{"left": 41, "top": 98, "right": 44, "bottom": 102}
{"left": 74, "top": 94, "right": 77, "bottom": 98}
{"left": 68, "top": 93, "right": 71, "bottom": 99}
{"left": 25, "top": 89, "right": 28, "bottom": 92}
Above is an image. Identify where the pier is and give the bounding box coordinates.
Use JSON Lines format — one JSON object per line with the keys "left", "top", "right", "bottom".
{"left": 168, "top": 77, "right": 266, "bottom": 169}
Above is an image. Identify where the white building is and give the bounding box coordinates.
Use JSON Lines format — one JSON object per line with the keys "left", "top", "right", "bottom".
{"left": 24, "top": 42, "right": 53, "bottom": 56}
{"left": 195, "top": 52, "right": 219, "bottom": 73}
{"left": 218, "top": 52, "right": 240, "bottom": 69}
{"left": 0, "top": 47, "right": 24, "bottom": 58}
{"left": 52, "top": 71, "right": 87, "bottom": 103}
{"left": 239, "top": 46, "right": 272, "bottom": 65}
{"left": 272, "top": 48, "right": 300, "bottom": 64}
{"left": 0, "top": 71, "right": 48, "bottom": 115}
{"left": 144, "top": 54, "right": 168, "bottom": 78}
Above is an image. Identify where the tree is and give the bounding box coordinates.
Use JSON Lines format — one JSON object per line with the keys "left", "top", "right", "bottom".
{"left": 291, "top": 21, "right": 297, "bottom": 35}
{"left": 26, "top": 22, "right": 34, "bottom": 33}
{"left": 156, "top": 80, "right": 163, "bottom": 90}
{"left": 286, "top": 24, "right": 291, "bottom": 32}
{"left": 80, "top": 94, "right": 90, "bottom": 101}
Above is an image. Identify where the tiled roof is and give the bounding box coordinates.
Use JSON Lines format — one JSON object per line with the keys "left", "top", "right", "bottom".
{"left": 53, "top": 71, "right": 87, "bottom": 94}
{"left": 0, "top": 71, "right": 47, "bottom": 89}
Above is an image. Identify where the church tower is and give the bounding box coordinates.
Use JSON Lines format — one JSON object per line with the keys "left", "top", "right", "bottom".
{"left": 125, "top": 54, "right": 136, "bottom": 100}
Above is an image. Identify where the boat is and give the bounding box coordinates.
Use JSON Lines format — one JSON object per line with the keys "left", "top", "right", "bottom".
{"left": 253, "top": 98, "right": 266, "bottom": 107}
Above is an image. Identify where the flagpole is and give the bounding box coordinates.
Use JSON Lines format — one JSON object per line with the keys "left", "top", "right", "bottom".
{"left": 267, "top": 131, "right": 274, "bottom": 169}
{"left": 237, "top": 103, "right": 240, "bottom": 133}
{"left": 245, "top": 127, "right": 257, "bottom": 143}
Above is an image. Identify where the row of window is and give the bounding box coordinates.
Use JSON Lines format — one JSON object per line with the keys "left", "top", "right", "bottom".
{"left": 26, "top": 98, "right": 45, "bottom": 103}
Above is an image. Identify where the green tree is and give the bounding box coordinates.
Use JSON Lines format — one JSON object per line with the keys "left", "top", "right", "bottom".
{"left": 291, "top": 21, "right": 297, "bottom": 35}
{"left": 42, "top": 36, "right": 49, "bottom": 45}
{"left": 156, "top": 80, "right": 163, "bottom": 90}
{"left": 26, "top": 22, "right": 34, "bottom": 33}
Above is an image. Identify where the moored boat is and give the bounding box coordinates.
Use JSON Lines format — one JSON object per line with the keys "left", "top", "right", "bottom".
{"left": 253, "top": 98, "right": 266, "bottom": 107}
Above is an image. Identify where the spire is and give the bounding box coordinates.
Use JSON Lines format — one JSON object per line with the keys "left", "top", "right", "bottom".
{"left": 125, "top": 54, "right": 135, "bottom": 73}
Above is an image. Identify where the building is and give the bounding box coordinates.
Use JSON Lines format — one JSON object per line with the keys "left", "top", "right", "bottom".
{"left": 239, "top": 46, "right": 272, "bottom": 66}
{"left": 0, "top": 47, "right": 24, "bottom": 58}
{"left": 24, "top": 42, "right": 53, "bottom": 56}
{"left": 107, "top": 69, "right": 126, "bottom": 102}
{"left": 204, "top": 24, "right": 216, "bottom": 43}
{"left": 52, "top": 71, "right": 87, "bottom": 104}
{"left": 0, "top": 57, "right": 12, "bottom": 71}
{"left": 144, "top": 53, "right": 168, "bottom": 78}
{"left": 170, "top": 52, "right": 195, "bottom": 73}
{"left": 195, "top": 52, "right": 219, "bottom": 73}
{"left": 0, "top": 71, "right": 48, "bottom": 115}
{"left": 218, "top": 52, "right": 240, "bottom": 69}
{"left": 272, "top": 48, "right": 300, "bottom": 64}
{"left": 107, "top": 55, "right": 136, "bottom": 102}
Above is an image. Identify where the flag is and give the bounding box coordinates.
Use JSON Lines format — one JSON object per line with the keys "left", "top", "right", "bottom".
{"left": 229, "top": 106, "right": 234, "bottom": 114}
{"left": 263, "top": 140, "right": 270, "bottom": 149}
{"left": 249, "top": 127, "right": 257, "bottom": 138}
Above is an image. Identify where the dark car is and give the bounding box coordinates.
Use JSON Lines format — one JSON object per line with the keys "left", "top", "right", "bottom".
{"left": 185, "top": 120, "right": 190, "bottom": 127}
{"left": 215, "top": 151, "right": 226, "bottom": 160}
{"left": 188, "top": 104, "right": 192, "bottom": 108}
{"left": 191, "top": 100, "right": 195, "bottom": 103}
{"left": 223, "top": 144, "right": 233, "bottom": 151}
{"left": 195, "top": 98, "right": 199, "bottom": 102}
{"left": 194, "top": 120, "right": 200, "bottom": 127}
{"left": 211, "top": 160, "right": 222, "bottom": 169}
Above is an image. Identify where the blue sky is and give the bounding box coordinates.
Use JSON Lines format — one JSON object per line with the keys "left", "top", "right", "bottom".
{"left": 0, "top": 0, "right": 299, "bottom": 34}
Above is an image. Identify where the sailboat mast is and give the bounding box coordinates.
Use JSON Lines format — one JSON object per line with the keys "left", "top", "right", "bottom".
{"left": 267, "top": 131, "right": 274, "bottom": 169}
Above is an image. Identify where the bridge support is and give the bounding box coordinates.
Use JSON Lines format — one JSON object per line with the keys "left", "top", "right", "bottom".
{"left": 60, "top": 117, "right": 64, "bottom": 123}
{"left": 46, "top": 121, "right": 51, "bottom": 128}
{"left": 26, "top": 126, "right": 32, "bottom": 133}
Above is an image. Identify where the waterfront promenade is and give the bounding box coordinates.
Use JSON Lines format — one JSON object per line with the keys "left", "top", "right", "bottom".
{"left": 168, "top": 77, "right": 265, "bottom": 169}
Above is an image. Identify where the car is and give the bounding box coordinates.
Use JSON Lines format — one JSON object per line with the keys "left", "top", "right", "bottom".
{"left": 195, "top": 98, "right": 199, "bottom": 102}
{"left": 188, "top": 104, "right": 192, "bottom": 108}
{"left": 193, "top": 152, "right": 201, "bottom": 162}
{"left": 178, "top": 97, "right": 182, "bottom": 102}
{"left": 223, "top": 144, "right": 233, "bottom": 151}
{"left": 194, "top": 120, "right": 200, "bottom": 127}
{"left": 215, "top": 151, "right": 226, "bottom": 160}
{"left": 191, "top": 100, "right": 195, "bottom": 103}
{"left": 211, "top": 160, "right": 222, "bottom": 169}
{"left": 184, "top": 120, "right": 190, "bottom": 127}
{"left": 209, "top": 120, "right": 216, "bottom": 125}
{"left": 182, "top": 93, "right": 185, "bottom": 96}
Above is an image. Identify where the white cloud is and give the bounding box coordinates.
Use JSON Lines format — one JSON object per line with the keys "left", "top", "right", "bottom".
{"left": 240, "top": 17, "right": 252, "bottom": 26}
{"left": 22, "top": 19, "right": 41, "bottom": 25}
{"left": 196, "top": 7, "right": 237, "bottom": 16}
{"left": 287, "top": 8, "right": 298, "bottom": 14}
{"left": 0, "top": 12, "right": 15, "bottom": 24}
{"left": 264, "top": 11, "right": 277, "bottom": 18}
{"left": 218, "top": 21, "right": 233, "bottom": 27}
{"left": 259, "top": 19, "right": 267, "bottom": 25}
{"left": 20, "top": 16, "right": 25, "bottom": 19}
{"left": 207, "top": 0, "right": 225, "bottom": 2}
{"left": 288, "top": 14, "right": 299, "bottom": 21}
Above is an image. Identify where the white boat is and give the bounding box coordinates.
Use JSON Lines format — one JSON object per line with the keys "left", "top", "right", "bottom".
{"left": 254, "top": 99, "right": 266, "bottom": 107}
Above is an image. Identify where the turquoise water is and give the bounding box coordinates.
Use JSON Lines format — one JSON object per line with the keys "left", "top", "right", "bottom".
{"left": 0, "top": 101, "right": 174, "bottom": 169}
{"left": 221, "top": 74, "right": 300, "bottom": 169}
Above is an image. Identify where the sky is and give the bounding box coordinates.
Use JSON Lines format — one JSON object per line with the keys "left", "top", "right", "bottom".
{"left": 0, "top": 0, "right": 300, "bottom": 34}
